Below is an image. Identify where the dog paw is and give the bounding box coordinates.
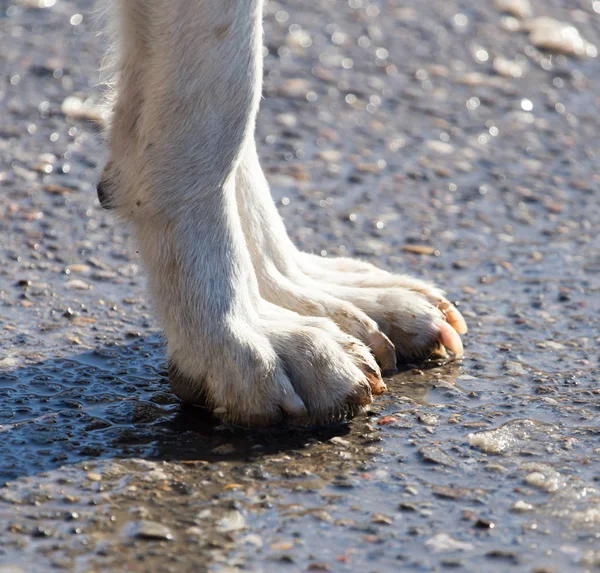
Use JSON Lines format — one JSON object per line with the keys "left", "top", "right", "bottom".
{"left": 168, "top": 310, "right": 385, "bottom": 427}
{"left": 296, "top": 253, "right": 467, "bottom": 360}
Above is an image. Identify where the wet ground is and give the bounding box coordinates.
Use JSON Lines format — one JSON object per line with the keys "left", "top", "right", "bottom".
{"left": 1, "top": 0, "right": 599, "bottom": 571}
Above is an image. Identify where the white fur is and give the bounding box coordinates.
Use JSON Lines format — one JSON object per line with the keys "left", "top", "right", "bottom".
{"left": 101, "top": 0, "right": 463, "bottom": 426}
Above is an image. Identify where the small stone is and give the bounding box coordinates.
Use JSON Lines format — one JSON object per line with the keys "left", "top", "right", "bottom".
{"left": 425, "top": 533, "right": 474, "bottom": 553}
{"left": 524, "top": 470, "right": 562, "bottom": 492}
{"left": 240, "top": 534, "right": 263, "bottom": 548}
{"left": 401, "top": 245, "right": 438, "bottom": 256}
{"left": 426, "top": 140, "right": 454, "bottom": 155}
{"left": 329, "top": 436, "right": 351, "bottom": 447}
{"left": 45, "top": 184, "right": 74, "bottom": 195}
{"left": 318, "top": 149, "right": 343, "bottom": 163}
{"left": 217, "top": 510, "right": 246, "bottom": 532}
{"left": 511, "top": 500, "right": 533, "bottom": 513}
{"left": 61, "top": 95, "right": 105, "bottom": 123}
{"left": 474, "top": 518, "right": 495, "bottom": 529}
{"left": 418, "top": 446, "right": 457, "bottom": 467}
{"left": 398, "top": 502, "right": 418, "bottom": 512}
{"left": 129, "top": 520, "right": 174, "bottom": 541}
{"left": 526, "top": 18, "right": 597, "bottom": 58}
{"left": 503, "top": 360, "right": 527, "bottom": 376}
{"left": 66, "top": 279, "right": 91, "bottom": 290}
{"left": 418, "top": 413, "right": 439, "bottom": 426}
{"left": 211, "top": 443, "right": 236, "bottom": 455}
{"left": 493, "top": 57, "right": 526, "bottom": 78}
{"left": 332, "top": 477, "right": 357, "bottom": 489}
{"left": 432, "top": 486, "right": 482, "bottom": 500}
{"left": 276, "top": 113, "right": 297, "bottom": 128}
{"left": 92, "top": 270, "right": 117, "bottom": 281}
{"left": 279, "top": 78, "right": 311, "bottom": 98}
{"left": 32, "top": 162, "right": 53, "bottom": 174}
{"left": 86, "top": 472, "right": 102, "bottom": 481}
{"left": 495, "top": 0, "right": 532, "bottom": 19}
{"left": 66, "top": 264, "right": 90, "bottom": 274}
{"left": 0, "top": 356, "right": 20, "bottom": 370}
{"left": 371, "top": 513, "right": 393, "bottom": 525}
{"left": 307, "top": 564, "right": 330, "bottom": 571}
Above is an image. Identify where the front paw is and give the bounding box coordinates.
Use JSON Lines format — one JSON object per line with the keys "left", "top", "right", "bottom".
{"left": 167, "top": 314, "right": 385, "bottom": 427}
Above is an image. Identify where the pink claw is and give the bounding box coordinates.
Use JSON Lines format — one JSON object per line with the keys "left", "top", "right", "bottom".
{"left": 438, "top": 321, "right": 464, "bottom": 359}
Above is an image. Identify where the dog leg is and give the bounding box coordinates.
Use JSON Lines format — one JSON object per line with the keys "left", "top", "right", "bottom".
{"left": 101, "top": 0, "right": 384, "bottom": 425}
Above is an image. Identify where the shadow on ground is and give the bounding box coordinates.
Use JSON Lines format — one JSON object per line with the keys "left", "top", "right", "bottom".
{"left": 0, "top": 336, "right": 382, "bottom": 484}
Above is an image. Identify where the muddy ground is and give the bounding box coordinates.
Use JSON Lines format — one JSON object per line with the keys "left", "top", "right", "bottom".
{"left": 1, "top": 0, "right": 599, "bottom": 571}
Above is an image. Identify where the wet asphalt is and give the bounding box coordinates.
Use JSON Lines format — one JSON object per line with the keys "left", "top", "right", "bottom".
{"left": 1, "top": 0, "right": 600, "bottom": 571}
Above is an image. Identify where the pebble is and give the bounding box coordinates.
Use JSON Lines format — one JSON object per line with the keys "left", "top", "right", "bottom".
{"left": 371, "top": 513, "right": 394, "bottom": 525}
{"left": 44, "top": 184, "right": 75, "bottom": 195}
{"left": 92, "top": 270, "right": 118, "bottom": 281}
{"left": 425, "top": 533, "right": 474, "bottom": 553}
{"left": 217, "top": 510, "right": 246, "bottom": 533}
{"left": 239, "top": 534, "right": 263, "bottom": 548}
{"left": 276, "top": 113, "right": 297, "bottom": 128}
{"left": 511, "top": 500, "right": 534, "bottom": 513}
{"left": 426, "top": 140, "right": 455, "bottom": 155}
{"left": 61, "top": 96, "right": 105, "bottom": 124}
{"left": 503, "top": 360, "right": 527, "bottom": 376}
{"left": 318, "top": 149, "right": 343, "bottom": 163}
{"left": 526, "top": 18, "right": 598, "bottom": 58}
{"left": 524, "top": 470, "right": 562, "bottom": 493}
{"left": 402, "top": 245, "right": 438, "bottom": 256}
{"left": 329, "top": 436, "right": 351, "bottom": 446}
{"left": 211, "top": 443, "right": 236, "bottom": 455}
{"left": 128, "top": 520, "right": 175, "bottom": 541}
{"left": 432, "top": 486, "right": 482, "bottom": 501}
{"left": 66, "top": 279, "right": 91, "bottom": 290}
{"left": 495, "top": 0, "right": 532, "bottom": 19}
{"left": 493, "top": 56, "right": 526, "bottom": 78}
{"left": 579, "top": 551, "right": 600, "bottom": 567}
{"left": 66, "top": 264, "right": 90, "bottom": 274}
{"left": 418, "top": 413, "right": 439, "bottom": 426}
{"left": 418, "top": 447, "right": 457, "bottom": 467}
{"left": 0, "top": 356, "right": 20, "bottom": 370}
{"left": 278, "top": 78, "right": 311, "bottom": 98}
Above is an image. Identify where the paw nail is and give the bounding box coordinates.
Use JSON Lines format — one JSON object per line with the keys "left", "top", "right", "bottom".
{"left": 368, "top": 330, "right": 397, "bottom": 372}
{"left": 281, "top": 392, "right": 308, "bottom": 417}
{"left": 446, "top": 305, "right": 468, "bottom": 335}
{"left": 439, "top": 321, "right": 464, "bottom": 359}
{"left": 365, "top": 372, "right": 386, "bottom": 395}
{"left": 348, "top": 382, "right": 373, "bottom": 406}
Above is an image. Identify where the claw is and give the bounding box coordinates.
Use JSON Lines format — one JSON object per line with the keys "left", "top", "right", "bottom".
{"left": 438, "top": 321, "right": 464, "bottom": 359}
{"left": 437, "top": 300, "right": 468, "bottom": 335}
{"left": 281, "top": 391, "right": 308, "bottom": 418}
{"left": 347, "top": 380, "right": 373, "bottom": 406}
{"left": 437, "top": 299, "right": 469, "bottom": 334}
{"left": 446, "top": 305, "right": 468, "bottom": 334}
{"left": 365, "top": 329, "right": 397, "bottom": 373}
{"left": 364, "top": 371, "right": 387, "bottom": 395}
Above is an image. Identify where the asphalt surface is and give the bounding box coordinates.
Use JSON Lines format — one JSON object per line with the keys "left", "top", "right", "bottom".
{"left": 1, "top": 0, "right": 599, "bottom": 571}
